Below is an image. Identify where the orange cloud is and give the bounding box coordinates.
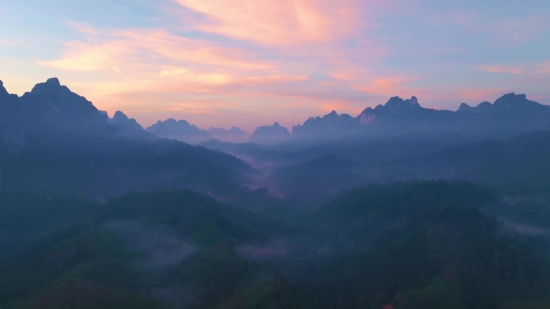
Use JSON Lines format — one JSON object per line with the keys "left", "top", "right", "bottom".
{"left": 160, "top": 66, "right": 189, "bottom": 76}
{"left": 478, "top": 65, "right": 523, "bottom": 75}
{"left": 38, "top": 41, "right": 130, "bottom": 71}
{"left": 36, "top": 24, "right": 295, "bottom": 102}
{"left": 172, "top": 0, "right": 372, "bottom": 45}
{"left": 38, "top": 27, "right": 274, "bottom": 73}
{"left": 319, "top": 102, "right": 358, "bottom": 114}
{"left": 355, "top": 77, "right": 417, "bottom": 95}
{"left": 161, "top": 102, "right": 216, "bottom": 114}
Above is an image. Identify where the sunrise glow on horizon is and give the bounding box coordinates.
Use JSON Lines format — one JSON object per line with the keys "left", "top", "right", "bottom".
{"left": 1, "top": 0, "right": 549, "bottom": 132}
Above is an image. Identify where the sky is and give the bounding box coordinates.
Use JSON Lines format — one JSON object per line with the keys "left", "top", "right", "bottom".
{"left": 1, "top": 0, "right": 549, "bottom": 132}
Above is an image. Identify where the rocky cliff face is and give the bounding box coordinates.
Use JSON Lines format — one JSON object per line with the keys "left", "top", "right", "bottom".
{"left": 2, "top": 125, "right": 25, "bottom": 155}
{"left": 29, "top": 77, "right": 102, "bottom": 121}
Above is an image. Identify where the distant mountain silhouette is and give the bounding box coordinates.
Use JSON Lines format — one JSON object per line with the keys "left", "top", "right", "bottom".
{"left": 293, "top": 93, "right": 550, "bottom": 138}
{"left": 109, "top": 111, "right": 143, "bottom": 130}
{"left": 0, "top": 78, "right": 251, "bottom": 197}
{"left": 208, "top": 127, "right": 246, "bottom": 136}
{"left": 458, "top": 93, "right": 548, "bottom": 115}
{"left": 249, "top": 122, "right": 291, "bottom": 145}
{"left": 207, "top": 127, "right": 248, "bottom": 143}
{"left": 146, "top": 118, "right": 212, "bottom": 144}
{"left": 1, "top": 78, "right": 161, "bottom": 147}
{"left": 1, "top": 78, "right": 114, "bottom": 155}
{"left": 28, "top": 77, "right": 104, "bottom": 122}
{"left": 293, "top": 111, "right": 357, "bottom": 136}
{"left": 0, "top": 77, "right": 208, "bottom": 146}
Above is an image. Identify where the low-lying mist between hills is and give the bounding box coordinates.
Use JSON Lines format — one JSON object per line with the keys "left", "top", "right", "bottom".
{"left": 104, "top": 220, "right": 198, "bottom": 270}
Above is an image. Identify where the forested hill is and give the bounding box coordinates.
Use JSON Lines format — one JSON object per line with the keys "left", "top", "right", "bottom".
{"left": 2, "top": 181, "right": 549, "bottom": 309}
{"left": 294, "top": 181, "right": 550, "bottom": 309}
{"left": 0, "top": 189, "right": 292, "bottom": 309}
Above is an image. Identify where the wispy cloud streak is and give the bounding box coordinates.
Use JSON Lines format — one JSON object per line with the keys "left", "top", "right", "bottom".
{"left": 478, "top": 65, "right": 524, "bottom": 75}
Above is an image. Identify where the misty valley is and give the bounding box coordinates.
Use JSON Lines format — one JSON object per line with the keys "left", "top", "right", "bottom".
{"left": 2, "top": 78, "right": 550, "bottom": 309}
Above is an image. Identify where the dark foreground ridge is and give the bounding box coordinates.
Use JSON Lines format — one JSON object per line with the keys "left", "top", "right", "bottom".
{"left": 1, "top": 181, "right": 549, "bottom": 309}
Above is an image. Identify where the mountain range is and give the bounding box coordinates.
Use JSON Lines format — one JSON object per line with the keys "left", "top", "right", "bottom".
{"left": 145, "top": 120, "right": 248, "bottom": 144}
{"left": 207, "top": 126, "right": 248, "bottom": 143}
{"left": 146, "top": 118, "right": 212, "bottom": 143}
{"left": 167, "top": 93, "right": 550, "bottom": 146}
{"left": 10, "top": 79, "right": 546, "bottom": 147}
{"left": 291, "top": 93, "right": 550, "bottom": 141}
{"left": 3, "top": 77, "right": 550, "bottom": 175}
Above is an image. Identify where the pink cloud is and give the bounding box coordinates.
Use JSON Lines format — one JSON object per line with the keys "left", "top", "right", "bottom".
{"left": 478, "top": 65, "right": 524, "bottom": 75}
{"left": 355, "top": 76, "right": 417, "bottom": 95}
{"left": 477, "top": 62, "right": 550, "bottom": 76}
{"left": 172, "top": 0, "right": 375, "bottom": 45}
{"left": 38, "top": 28, "right": 274, "bottom": 73}
{"left": 535, "top": 62, "right": 550, "bottom": 74}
